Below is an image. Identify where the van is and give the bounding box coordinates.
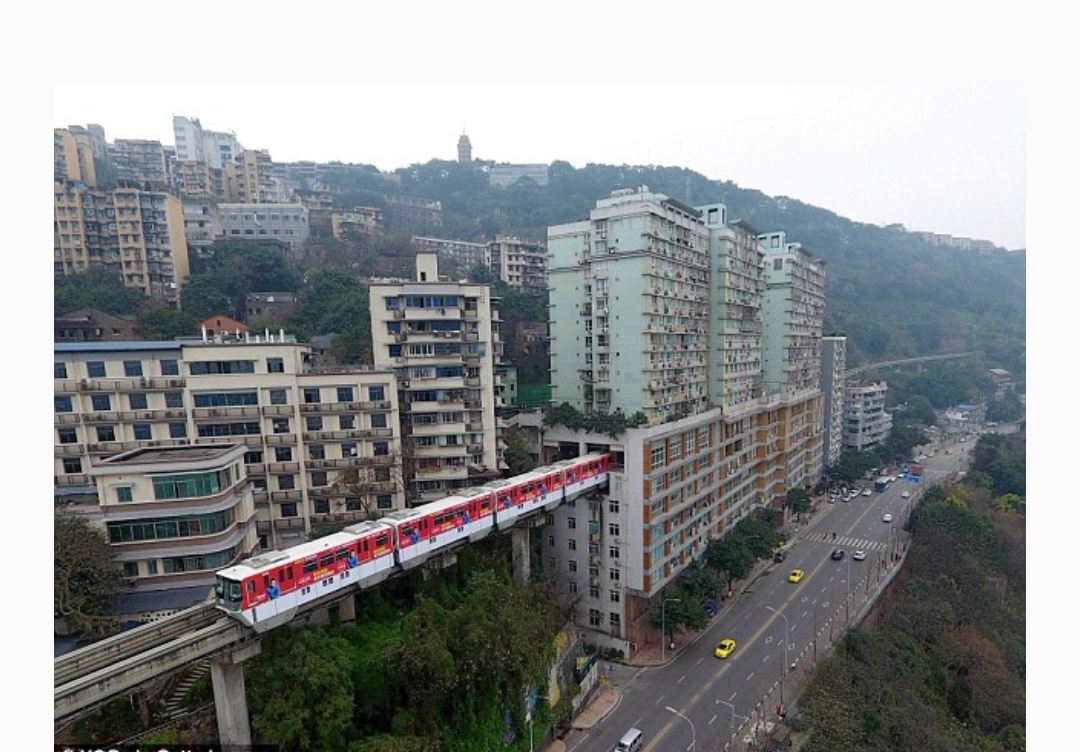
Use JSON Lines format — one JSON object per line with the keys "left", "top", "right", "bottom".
{"left": 616, "top": 727, "right": 644, "bottom": 752}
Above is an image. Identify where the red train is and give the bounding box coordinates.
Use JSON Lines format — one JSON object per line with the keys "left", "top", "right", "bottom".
{"left": 215, "top": 452, "right": 610, "bottom": 631}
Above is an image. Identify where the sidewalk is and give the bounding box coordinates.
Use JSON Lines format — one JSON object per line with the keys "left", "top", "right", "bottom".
{"left": 540, "top": 504, "right": 835, "bottom": 752}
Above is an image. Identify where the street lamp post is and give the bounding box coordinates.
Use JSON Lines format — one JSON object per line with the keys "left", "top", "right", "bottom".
{"left": 765, "top": 606, "right": 789, "bottom": 711}
{"left": 665, "top": 705, "right": 696, "bottom": 752}
{"left": 662, "top": 597, "right": 680, "bottom": 663}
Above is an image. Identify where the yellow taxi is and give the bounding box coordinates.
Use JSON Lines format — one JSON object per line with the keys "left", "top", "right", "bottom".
{"left": 788, "top": 568, "right": 805, "bottom": 583}
{"left": 714, "top": 638, "right": 737, "bottom": 658}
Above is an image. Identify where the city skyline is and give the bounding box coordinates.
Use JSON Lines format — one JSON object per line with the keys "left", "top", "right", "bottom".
{"left": 53, "top": 84, "right": 1025, "bottom": 251}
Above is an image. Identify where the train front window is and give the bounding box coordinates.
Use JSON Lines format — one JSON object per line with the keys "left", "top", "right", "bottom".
{"left": 216, "top": 577, "right": 241, "bottom": 604}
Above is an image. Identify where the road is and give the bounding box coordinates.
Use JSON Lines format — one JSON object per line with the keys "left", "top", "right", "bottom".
{"left": 561, "top": 440, "right": 974, "bottom": 752}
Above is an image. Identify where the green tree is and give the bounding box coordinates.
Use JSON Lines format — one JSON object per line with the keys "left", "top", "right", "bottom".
{"left": 785, "top": 487, "right": 812, "bottom": 518}
{"left": 135, "top": 305, "right": 196, "bottom": 340}
{"left": 247, "top": 626, "right": 356, "bottom": 752}
{"left": 55, "top": 267, "right": 146, "bottom": 316}
{"left": 178, "top": 275, "right": 233, "bottom": 319}
{"left": 502, "top": 427, "right": 536, "bottom": 476}
{"left": 54, "top": 512, "right": 122, "bottom": 637}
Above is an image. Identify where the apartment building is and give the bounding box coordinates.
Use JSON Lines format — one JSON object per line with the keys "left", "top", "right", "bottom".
{"left": 54, "top": 336, "right": 406, "bottom": 552}
{"left": 842, "top": 381, "right": 893, "bottom": 451}
{"left": 820, "top": 336, "right": 848, "bottom": 470}
{"left": 542, "top": 187, "right": 826, "bottom": 655}
{"left": 54, "top": 181, "right": 191, "bottom": 305}
{"left": 109, "top": 139, "right": 171, "bottom": 188}
{"left": 172, "top": 115, "right": 244, "bottom": 168}
{"left": 225, "top": 149, "right": 284, "bottom": 203}
{"left": 488, "top": 234, "right": 547, "bottom": 297}
{"left": 412, "top": 236, "right": 488, "bottom": 278}
{"left": 369, "top": 253, "right": 505, "bottom": 503}
{"left": 87, "top": 443, "right": 258, "bottom": 621}
{"left": 217, "top": 203, "right": 309, "bottom": 251}
{"left": 332, "top": 207, "right": 383, "bottom": 240}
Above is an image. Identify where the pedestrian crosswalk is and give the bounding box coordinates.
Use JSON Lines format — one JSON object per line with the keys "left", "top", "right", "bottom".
{"left": 820, "top": 532, "right": 888, "bottom": 551}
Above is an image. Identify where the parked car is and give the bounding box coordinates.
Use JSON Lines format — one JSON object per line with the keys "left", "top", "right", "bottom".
{"left": 901, "top": 490, "right": 911, "bottom": 498}
{"left": 773, "top": 550, "right": 788, "bottom": 563}
{"left": 862, "top": 488, "right": 872, "bottom": 497}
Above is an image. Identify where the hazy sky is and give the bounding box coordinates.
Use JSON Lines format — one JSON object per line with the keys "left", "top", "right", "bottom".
{"left": 52, "top": 83, "right": 1025, "bottom": 250}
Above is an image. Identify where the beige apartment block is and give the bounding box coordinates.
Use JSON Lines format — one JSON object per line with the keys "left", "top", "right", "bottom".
{"left": 54, "top": 336, "right": 406, "bottom": 552}
{"left": 369, "top": 253, "right": 505, "bottom": 503}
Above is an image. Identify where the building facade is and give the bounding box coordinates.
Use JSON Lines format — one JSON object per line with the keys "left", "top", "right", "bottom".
{"left": 842, "top": 381, "right": 893, "bottom": 451}
{"left": 488, "top": 234, "right": 547, "bottom": 297}
{"left": 820, "top": 335, "right": 848, "bottom": 470}
{"left": 54, "top": 337, "right": 406, "bottom": 552}
{"left": 54, "top": 181, "right": 191, "bottom": 305}
{"left": 87, "top": 443, "right": 258, "bottom": 621}
{"left": 369, "top": 253, "right": 505, "bottom": 502}
{"left": 542, "top": 187, "right": 826, "bottom": 655}
{"left": 217, "top": 203, "right": 310, "bottom": 251}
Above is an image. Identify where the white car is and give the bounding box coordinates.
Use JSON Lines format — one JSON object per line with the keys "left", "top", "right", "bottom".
{"left": 862, "top": 488, "right": 872, "bottom": 497}
{"left": 901, "top": 490, "right": 911, "bottom": 498}
{"left": 853, "top": 550, "right": 866, "bottom": 561}
{"left": 882, "top": 513, "right": 893, "bottom": 523}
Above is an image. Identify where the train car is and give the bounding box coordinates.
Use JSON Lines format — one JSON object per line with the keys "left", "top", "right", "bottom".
{"left": 557, "top": 452, "right": 611, "bottom": 500}
{"left": 214, "top": 520, "right": 395, "bottom": 632}
{"left": 488, "top": 463, "right": 566, "bottom": 530}
{"left": 382, "top": 486, "right": 496, "bottom": 569}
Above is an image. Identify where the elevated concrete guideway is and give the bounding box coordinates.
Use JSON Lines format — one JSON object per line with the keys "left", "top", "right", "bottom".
{"left": 54, "top": 474, "right": 610, "bottom": 744}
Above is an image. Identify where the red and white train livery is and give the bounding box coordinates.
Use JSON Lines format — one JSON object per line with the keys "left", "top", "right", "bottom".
{"left": 215, "top": 452, "right": 610, "bottom": 631}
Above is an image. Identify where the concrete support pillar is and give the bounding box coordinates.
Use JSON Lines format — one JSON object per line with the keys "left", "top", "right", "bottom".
{"left": 210, "top": 641, "right": 261, "bottom": 752}
{"left": 511, "top": 526, "right": 531, "bottom": 588}
{"left": 337, "top": 593, "right": 356, "bottom": 624}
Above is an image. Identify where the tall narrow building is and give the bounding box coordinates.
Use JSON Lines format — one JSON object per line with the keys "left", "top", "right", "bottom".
{"left": 542, "top": 186, "right": 826, "bottom": 655}
{"left": 457, "top": 132, "right": 472, "bottom": 163}
{"left": 369, "top": 253, "right": 505, "bottom": 503}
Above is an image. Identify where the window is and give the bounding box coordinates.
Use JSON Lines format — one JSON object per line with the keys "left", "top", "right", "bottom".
{"left": 267, "top": 357, "right": 284, "bottom": 373}
{"left": 376, "top": 494, "right": 393, "bottom": 509}
{"left": 161, "top": 359, "right": 179, "bottom": 376}
{"left": 308, "top": 444, "right": 325, "bottom": 460}
{"left": 305, "top": 416, "right": 323, "bottom": 432}
{"left": 302, "top": 387, "right": 321, "bottom": 404}
{"left": 90, "top": 394, "right": 111, "bottom": 411}
{"left": 369, "top": 385, "right": 385, "bottom": 401}
{"left": 87, "top": 361, "right": 106, "bottom": 378}
{"left": 346, "top": 497, "right": 362, "bottom": 511}
{"left": 123, "top": 360, "right": 143, "bottom": 377}
{"left": 244, "top": 450, "right": 263, "bottom": 464}
{"left": 608, "top": 545, "right": 620, "bottom": 558}
{"left": 274, "top": 446, "right": 292, "bottom": 462}
{"left": 609, "top": 568, "right": 620, "bottom": 581}
{"left": 568, "top": 539, "right": 577, "bottom": 551}
{"left": 568, "top": 560, "right": 578, "bottom": 572}
{"left": 341, "top": 442, "right": 357, "bottom": 458}
{"left": 589, "top": 609, "right": 602, "bottom": 627}
{"left": 590, "top": 586, "right": 600, "bottom": 599}
{"left": 337, "top": 386, "right": 354, "bottom": 402}
{"left": 272, "top": 418, "right": 290, "bottom": 434}
{"left": 123, "top": 562, "right": 139, "bottom": 578}
{"left": 548, "top": 535, "right": 555, "bottom": 547}
{"left": 133, "top": 423, "right": 151, "bottom": 441}
{"left": 339, "top": 414, "right": 356, "bottom": 430}
{"left": 55, "top": 395, "right": 73, "bottom": 413}
{"left": 371, "top": 413, "right": 387, "bottom": 429}
{"left": 568, "top": 516, "right": 577, "bottom": 530}
{"left": 269, "top": 388, "right": 287, "bottom": 405}
{"left": 57, "top": 427, "right": 77, "bottom": 444}
{"left": 129, "top": 393, "right": 148, "bottom": 410}
{"left": 55, "top": 363, "right": 68, "bottom": 379}
{"left": 278, "top": 475, "right": 295, "bottom": 490}
{"left": 169, "top": 422, "right": 187, "bottom": 438}
{"left": 62, "top": 457, "right": 82, "bottom": 474}
{"left": 311, "top": 471, "right": 327, "bottom": 487}
{"left": 650, "top": 442, "right": 664, "bottom": 467}
{"left": 280, "top": 502, "right": 298, "bottom": 517}
{"left": 116, "top": 486, "right": 133, "bottom": 503}
{"left": 313, "top": 499, "right": 330, "bottom": 514}
{"left": 609, "top": 500, "right": 620, "bottom": 514}
{"left": 608, "top": 522, "right": 620, "bottom": 537}
{"left": 165, "top": 392, "right": 184, "bottom": 408}
{"left": 96, "top": 425, "right": 116, "bottom": 442}
{"left": 373, "top": 441, "right": 389, "bottom": 456}
{"left": 610, "top": 590, "right": 620, "bottom": 603}
{"left": 568, "top": 581, "right": 578, "bottom": 594}
{"left": 609, "top": 613, "right": 621, "bottom": 627}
